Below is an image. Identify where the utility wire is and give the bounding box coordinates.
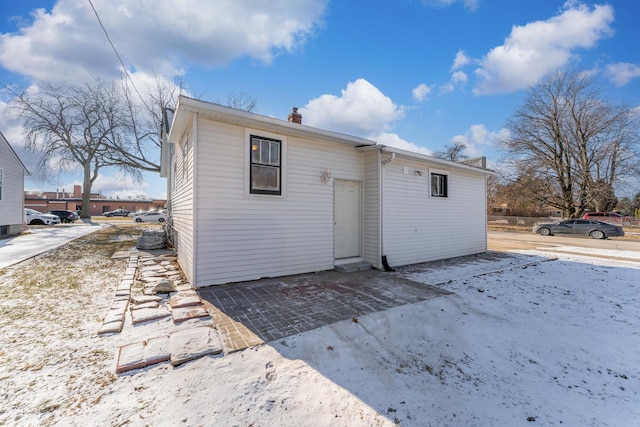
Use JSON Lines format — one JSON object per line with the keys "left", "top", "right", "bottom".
{"left": 87, "top": 0, "right": 152, "bottom": 111}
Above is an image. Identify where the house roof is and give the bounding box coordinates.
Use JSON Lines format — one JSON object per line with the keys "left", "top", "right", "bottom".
{"left": 0, "top": 131, "right": 30, "bottom": 175}
{"left": 167, "top": 96, "right": 494, "bottom": 176}
{"left": 359, "top": 144, "right": 495, "bottom": 175}
{"left": 168, "top": 95, "right": 377, "bottom": 148}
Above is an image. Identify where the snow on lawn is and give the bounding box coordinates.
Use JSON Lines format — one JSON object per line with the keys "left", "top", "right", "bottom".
{"left": 1, "top": 243, "right": 639, "bottom": 426}
{"left": 530, "top": 246, "right": 640, "bottom": 260}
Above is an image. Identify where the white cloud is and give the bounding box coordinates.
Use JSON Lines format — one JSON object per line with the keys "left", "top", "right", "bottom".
{"left": 438, "top": 52, "right": 470, "bottom": 95}
{"left": 0, "top": 100, "right": 24, "bottom": 148}
{"left": 0, "top": 0, "right": 328, "bottom": 83}
{"left": 450, "top": 124, "right": 509, "bottom": 158}
{"left": 451, "top": 70, "right": 468, "bottom": 85}
{"left": 412, "top": 83, "right": 434, "bottom": 102}
{"left": 451, "top": 50, "right": 471, "bottom": 71}
{"left": 439, "top": 82, "right": 455, "bottom": 95}
{"left": 606, "top": 62, "right": 640, "bottom": 87}
{"left": 301, "top": 78, "right": 405, "bottom": 137}
{"left": 373, "top": 132, "right": 433, "bottom": 156}
{"left": 301, "top": 79, "right": 433, "bottom": 155}
{"left": 474, "top": 2, "right": 614, "bottom": 95}
{"left": 421, "top": 0, "right": 478, "bottom": 12}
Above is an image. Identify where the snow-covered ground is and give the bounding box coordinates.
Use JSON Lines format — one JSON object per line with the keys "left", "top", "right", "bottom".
{"left": 1, "top": 233, "right": 639, "bottom": 426}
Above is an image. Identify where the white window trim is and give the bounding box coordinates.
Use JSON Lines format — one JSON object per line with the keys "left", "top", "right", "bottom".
{"left": 182, "top": 134, "right": 190, "bottom": 182}
{"left": 170, "top": 145, "right": 177, "bottom": 192}
{"left": 244, "top": 128, "right": 287, "bottom": 197}
{"left": 428, "top": 168, "right": 450, "bottom": 198}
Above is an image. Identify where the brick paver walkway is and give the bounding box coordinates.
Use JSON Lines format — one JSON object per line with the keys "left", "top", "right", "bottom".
{"left": 198, "top": 269, "right": 451, "bottom": 350}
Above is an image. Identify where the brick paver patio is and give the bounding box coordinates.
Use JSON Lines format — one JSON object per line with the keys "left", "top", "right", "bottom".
{"left": 198, "top": 269, "right": 451, "bottom": 351}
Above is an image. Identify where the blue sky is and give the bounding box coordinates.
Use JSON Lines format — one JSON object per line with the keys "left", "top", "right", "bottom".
{"left": 1, "top": 0, "right": 639, "bottom": 199}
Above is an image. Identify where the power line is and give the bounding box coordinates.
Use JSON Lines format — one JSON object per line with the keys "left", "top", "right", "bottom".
{"left": 87, "top": 0, "right": 152, "bottom": 111}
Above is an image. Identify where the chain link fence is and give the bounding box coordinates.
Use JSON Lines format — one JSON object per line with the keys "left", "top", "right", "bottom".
{"left": 488, "top": 215, "right": 552, "bottom": 228}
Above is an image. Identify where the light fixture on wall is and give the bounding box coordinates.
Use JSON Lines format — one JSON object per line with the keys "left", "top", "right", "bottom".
{"left": 415, "top": 170, "right": 423, "bottom": 176}
{"left": 320, "top": 168, "right": 332, "bottom": 184}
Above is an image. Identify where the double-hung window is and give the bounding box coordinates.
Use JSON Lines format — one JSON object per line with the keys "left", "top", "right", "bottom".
{"left": 430, "top": 172, "right": 448, "bottom": 197}
{"left": 250, "top": 135, "right": 281, "bottom": 195}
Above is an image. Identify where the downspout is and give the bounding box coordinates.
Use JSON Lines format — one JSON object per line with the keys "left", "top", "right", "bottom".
{"left": 380, "top": 151, "right": 396, "bottom": 272}
{"left": 191, "top": 114, "right": 198, "bottom": 286}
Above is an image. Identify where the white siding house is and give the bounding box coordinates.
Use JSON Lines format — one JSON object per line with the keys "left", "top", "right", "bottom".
{"left": 164, "top": 96, "right": 493, "bottom": 287}
{"left": 0, "top": 132, "right": 29, "bottom": 237}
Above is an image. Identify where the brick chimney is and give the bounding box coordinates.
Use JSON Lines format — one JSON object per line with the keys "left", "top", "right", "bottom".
{"left": 74, "top": 184, "right": 82, "bottom": 198}
{"left": 288, "top": 107, "right": 302, "bottom": 124}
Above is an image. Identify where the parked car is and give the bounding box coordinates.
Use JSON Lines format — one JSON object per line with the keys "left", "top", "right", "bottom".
{"left": 45, "top": 210, "right": 79, "bottom": 223}
{"left": 24, "top": 208, "right": 61, "bottom": 225}
{"left": 582, "top": 212, "right": 638, "bottom": 226}
{"left": 133, "top": 211, "right": 167, "bottom": 223}
{"left": 104, "top": 209, "right": 131, "bottom": 217}
{"left": 533, "top": 219, "right": 624, "bottom": 239}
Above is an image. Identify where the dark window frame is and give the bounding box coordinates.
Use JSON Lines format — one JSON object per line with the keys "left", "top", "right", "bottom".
{"left": 250, "top": 135, "right": 282, "bottom": 195}
{"left": 430, "top": 172, "right": 448, "bottom": 198}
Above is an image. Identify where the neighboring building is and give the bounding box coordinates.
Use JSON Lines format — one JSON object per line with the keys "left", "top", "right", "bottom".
{"left": 25, "top": 185, "right": 166, "bottom": 216}
{"left": 0, "top": 131, "right": 29, "bottom": 237}
{"left": 163, "top": 95, "right": 493, "bottom": 288}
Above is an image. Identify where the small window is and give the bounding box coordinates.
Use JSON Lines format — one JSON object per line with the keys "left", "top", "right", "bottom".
{"left": 182, "top": 138, "right": 189, "bottom": 181}
{"left": 250, "top": 135, "right": 281, "bottom": 195}
{"left": 430, "top": 173, "right": 448, "bottom": 197}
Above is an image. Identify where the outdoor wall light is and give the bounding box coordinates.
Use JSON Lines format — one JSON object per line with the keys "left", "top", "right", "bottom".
{"left": 320, "top": 168, "right": 332, "bottom": 184}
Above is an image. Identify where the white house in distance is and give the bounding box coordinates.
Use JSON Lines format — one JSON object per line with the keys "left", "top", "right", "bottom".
{"left": 162, "top": 95, "right": 493, "bottom": 288}
{"left": 0, "top": 131, "right": 29, "bottom": 237}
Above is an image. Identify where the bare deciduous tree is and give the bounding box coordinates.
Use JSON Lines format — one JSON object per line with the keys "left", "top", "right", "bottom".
{"left": 434, "top": 141, "right": 468, "bottom": 162}
{"left": 500, "top": 69, "right": 640, "bottom": 218}
{"left": 110, "top": 74, "right": 183, "bottom": 173}
{"left": 224, "top": 91, "right": 257, "bottom": 112}
{"left": 8, "top": 80, "right": 138, "bottom": 218}
{"left": 6, "top": 76, "right": 183, "bottom": 218}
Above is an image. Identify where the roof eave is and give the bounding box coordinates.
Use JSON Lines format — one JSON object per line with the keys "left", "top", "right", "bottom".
{"left": 0, "top": 131, "right": 30, "bottom": 175}
{"left": 360, "top": 144, "right": 495, "bottom": 175}
{"left": 168, "top": 95, "right": 377, "bottom": 148}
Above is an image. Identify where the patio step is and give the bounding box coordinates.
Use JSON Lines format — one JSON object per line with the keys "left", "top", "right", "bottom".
{"left": 335, "top": 262, "right": 372, "bottom": 273}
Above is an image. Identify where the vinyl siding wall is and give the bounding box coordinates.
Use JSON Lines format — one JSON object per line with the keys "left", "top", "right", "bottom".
{"left": 193, "top": 118, "right": 364, "bottom": 287}
{"left": 0, "top": 137, "right": 26, "bottom": 235}
{"left": 362, "top": 150, "right": 381, "bottom": 268}
{"left": 170, "top": 119, "right": 196, "bottom": 284}
{"left": 382, "top": 157, "right": 487, "bottom": 267}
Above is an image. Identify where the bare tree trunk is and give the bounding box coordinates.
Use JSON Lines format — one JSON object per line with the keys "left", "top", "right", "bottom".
{"left": 81, "top": 161, "right": 93, "bottom": 219}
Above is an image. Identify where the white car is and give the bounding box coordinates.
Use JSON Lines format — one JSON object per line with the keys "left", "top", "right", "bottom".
{"left": 133, "top": 211, "right": 167, "bottom": 223}
{"left": 25, "top": 208, "right": 61, "bottom": 225}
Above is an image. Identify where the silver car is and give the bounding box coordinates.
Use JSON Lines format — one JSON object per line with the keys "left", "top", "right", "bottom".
{"left": 133, "top": 211, "right": 167, "bottom": 223}
{"left": 533, "top": 219, "right": 624, "bottom": 239}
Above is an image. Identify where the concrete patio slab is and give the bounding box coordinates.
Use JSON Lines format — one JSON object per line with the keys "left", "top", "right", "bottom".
{"left": 131, "top": 307, "right": 171, "bottom": 325}
{"left": 170, "top": 326, "right": 223, "bottom": 366}
{"left": 115, "top": 341, "right": 146, "bottom": 373}
{"left": 171, "top": 304, "right": 210, "bottom": 323}
{"left": 144, "top": 336, "right": 171, "bottom": 366}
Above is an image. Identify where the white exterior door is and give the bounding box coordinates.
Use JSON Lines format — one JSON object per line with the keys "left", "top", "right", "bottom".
{"left": 334, "top": 180, "right": 361, "bottom": 259}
